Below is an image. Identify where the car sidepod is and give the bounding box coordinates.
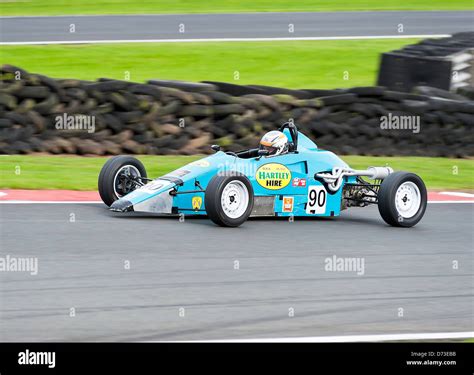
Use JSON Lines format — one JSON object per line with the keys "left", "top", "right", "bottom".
{"left": 248, "top": 150, "right": 347, "bottom": 218}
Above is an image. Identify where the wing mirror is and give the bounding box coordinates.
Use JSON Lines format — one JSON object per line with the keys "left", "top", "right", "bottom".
{"left": 211, "top": 145, "right": 221, "bottom": 152}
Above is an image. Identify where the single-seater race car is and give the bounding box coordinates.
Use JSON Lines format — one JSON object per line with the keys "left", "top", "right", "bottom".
{"left": 98, "top": 122, "right": 427, "bottom": 227}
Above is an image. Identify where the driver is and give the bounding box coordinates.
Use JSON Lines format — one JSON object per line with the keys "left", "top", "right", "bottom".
{"left": 259, "top": 130, "right": 289, "bottom": 156}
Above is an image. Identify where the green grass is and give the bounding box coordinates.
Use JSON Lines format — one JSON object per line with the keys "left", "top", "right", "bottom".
{"left": 342, "top": 156, "right": 474, "bottom": 190}
{"left": 2, "top": 39, "right": 420, "bottom": 89}
{"left": 1, "top": 155, "right": 472, "bottom": 191}
{"left": 0, "top": 0, "right": 472, "bottom": 16}
{"left": 0, "top": 155, "right": 201, "bottom": 190}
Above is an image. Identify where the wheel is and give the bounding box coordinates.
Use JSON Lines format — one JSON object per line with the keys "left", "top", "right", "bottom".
{"left": 377, "top": 171, "right": 427, "bottom": 227}
{"left": 98, "top": 156, "right": 147, "bottom": 206}
{"left": 205, "top": 173, "right": 254, "bottom": 227}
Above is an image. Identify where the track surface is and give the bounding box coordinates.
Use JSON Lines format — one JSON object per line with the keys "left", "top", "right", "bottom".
{"left": 0, "top": 203, "right": 472, "bottom": 341}
{"left": 1, "top": 11, "right": 473, "bottom": 44}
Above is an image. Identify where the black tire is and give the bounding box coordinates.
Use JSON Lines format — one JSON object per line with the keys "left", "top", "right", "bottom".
{"left": 205, "top": 173, "right": 254, "bottom": 227}
{"left": 318, "top": 93, "right": 357, "bottom": 106}
{"left": 148, "top": 79, "right": 216, "bottom": 93}
{"left": 98, "top": 156, "right": 147, "bottom": 206}
{"left": 201, "top": 81, "right": 266, "bottom": 96}
{"left": 247, "top": 85, "right": 313, "bottom": 99}
{"left": 377, "top": 171, "right": 427, "bottom": 228}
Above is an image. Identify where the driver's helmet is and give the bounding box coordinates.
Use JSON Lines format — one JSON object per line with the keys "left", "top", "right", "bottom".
{"left": 259, "top": 130, "right": 289, "bottom": 156}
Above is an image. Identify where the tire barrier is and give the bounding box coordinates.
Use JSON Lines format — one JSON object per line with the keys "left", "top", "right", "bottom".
{"left": 1, "top": 65, "right": 473, "bottom": 158}
{"left": 377, "top": 32, "right": 474, "bottom": 92}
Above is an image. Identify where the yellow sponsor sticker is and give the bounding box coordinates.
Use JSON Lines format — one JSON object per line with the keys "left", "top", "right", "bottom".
{"left": 255, "top": 163, "right": 292, "bottom": 190}
{"left": 192, "top": 196, "right": 203, "bottom": 210}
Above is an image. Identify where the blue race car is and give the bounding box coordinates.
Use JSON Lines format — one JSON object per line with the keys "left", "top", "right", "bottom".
{"left": 98, "top": 122, "right": 427, "bottom": 227}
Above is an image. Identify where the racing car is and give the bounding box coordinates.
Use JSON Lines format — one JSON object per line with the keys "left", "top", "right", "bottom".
{"left": 98, "top": 122, "right": 427, "bottom": 227}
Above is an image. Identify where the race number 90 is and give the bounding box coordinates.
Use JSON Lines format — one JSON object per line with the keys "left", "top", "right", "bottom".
{"left": 306, "top": 186, "right": 327, "bottom": 214}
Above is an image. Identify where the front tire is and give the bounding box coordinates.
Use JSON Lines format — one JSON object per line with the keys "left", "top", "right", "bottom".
{"left": 205, "top": 174, "right": 254, "bottom": 227}
{"left": 377, "top": 171, "right": 427, "bottom": 227}
{"left": 98, "top": 156, "right": 147, "bottom": 206}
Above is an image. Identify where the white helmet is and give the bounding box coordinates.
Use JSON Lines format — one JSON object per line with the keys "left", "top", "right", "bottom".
{"left": 259, "top": 130, "right": 289, "bottom": 156}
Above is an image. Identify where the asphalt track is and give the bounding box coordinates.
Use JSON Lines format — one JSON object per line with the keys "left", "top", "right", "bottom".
{"left": 1, "top": 11, "right": 473, "bottom": 44}
{"left": 0, "top": 202, "right": 472, "bottom": 341}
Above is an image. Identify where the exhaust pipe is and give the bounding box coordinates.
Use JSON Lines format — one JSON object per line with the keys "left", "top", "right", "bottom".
{"left": 316, "top": 166, "right": 393, "bottom": 192}
{"left": 365, "top": 166, "right": 393, "bottom": 180}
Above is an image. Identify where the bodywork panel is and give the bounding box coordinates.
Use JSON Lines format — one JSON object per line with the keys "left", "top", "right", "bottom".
{"left": 111, "top": 131, "right": 351, "bottom": 217}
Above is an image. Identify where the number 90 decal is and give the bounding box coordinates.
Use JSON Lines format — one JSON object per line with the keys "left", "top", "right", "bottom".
{"left": 306, "top": 185, "right": 327, "bottom": 214}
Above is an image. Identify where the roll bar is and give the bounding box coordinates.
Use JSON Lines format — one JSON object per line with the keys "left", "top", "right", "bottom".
{"left": 279, "top": 121, "right": 298, "bottom": 152}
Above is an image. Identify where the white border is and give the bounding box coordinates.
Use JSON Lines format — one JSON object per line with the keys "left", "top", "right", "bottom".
{"left": 439, "top": 192, "right": 474, "bottom": 198}
{"left": 187, "top": 331, "right": 474, "bottom": 343}
{"left": 1, "top": 34, "right": 450, "bottom": 45}
{"left": 428, "top": 201, "right": 474, "bottom": 204}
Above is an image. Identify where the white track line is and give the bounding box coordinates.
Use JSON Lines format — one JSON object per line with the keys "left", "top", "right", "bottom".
{"left": 439, "top": 192, "right": 474, "bottom": 198}
{"left": 0, "top": 34, "right": 450, "bottom": 45}
{"left": 187, "top": 331, "right": 474, "bottom": 343}
{"left": 428, "top": 201, "right": 474, "bottom": 204}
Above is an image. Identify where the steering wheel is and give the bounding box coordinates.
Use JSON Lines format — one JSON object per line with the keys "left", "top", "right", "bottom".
{"left": 279, "top": 121, "right": 298, "bottom": 152}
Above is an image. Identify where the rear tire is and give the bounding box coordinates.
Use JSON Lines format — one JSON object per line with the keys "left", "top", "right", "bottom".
{"left": 377, "top": 171, "right": 427, "bottom": 227}
{"left": 98, "top": 156, "right": 147, "bottom": 206}
{"left": 205, "top": 174, "right": 254, "bottom": 227}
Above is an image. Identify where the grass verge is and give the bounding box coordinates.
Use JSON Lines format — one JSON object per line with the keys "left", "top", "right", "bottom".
{"left": 1, "top": 0, "right": 472, "bottom": 16}
{"left": 1, "top": 155, "right": 472, "bottom": 191}
{"left": 2, "top": 39, "right": 421, "bottom": 89}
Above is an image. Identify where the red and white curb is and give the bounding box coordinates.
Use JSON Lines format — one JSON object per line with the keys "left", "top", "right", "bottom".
{"left": 428, "top": 191, "right": 474, "bottom": 203}
{"left": 0, "top": 189, "right": 473, "bottom": 204}
{"left": 0, "top": 190, "right": 101, "bottom": 203}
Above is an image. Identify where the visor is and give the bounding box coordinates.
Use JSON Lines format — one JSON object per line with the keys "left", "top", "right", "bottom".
{"left": 260, "top": 144, "right": 278, "bottom": 155}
